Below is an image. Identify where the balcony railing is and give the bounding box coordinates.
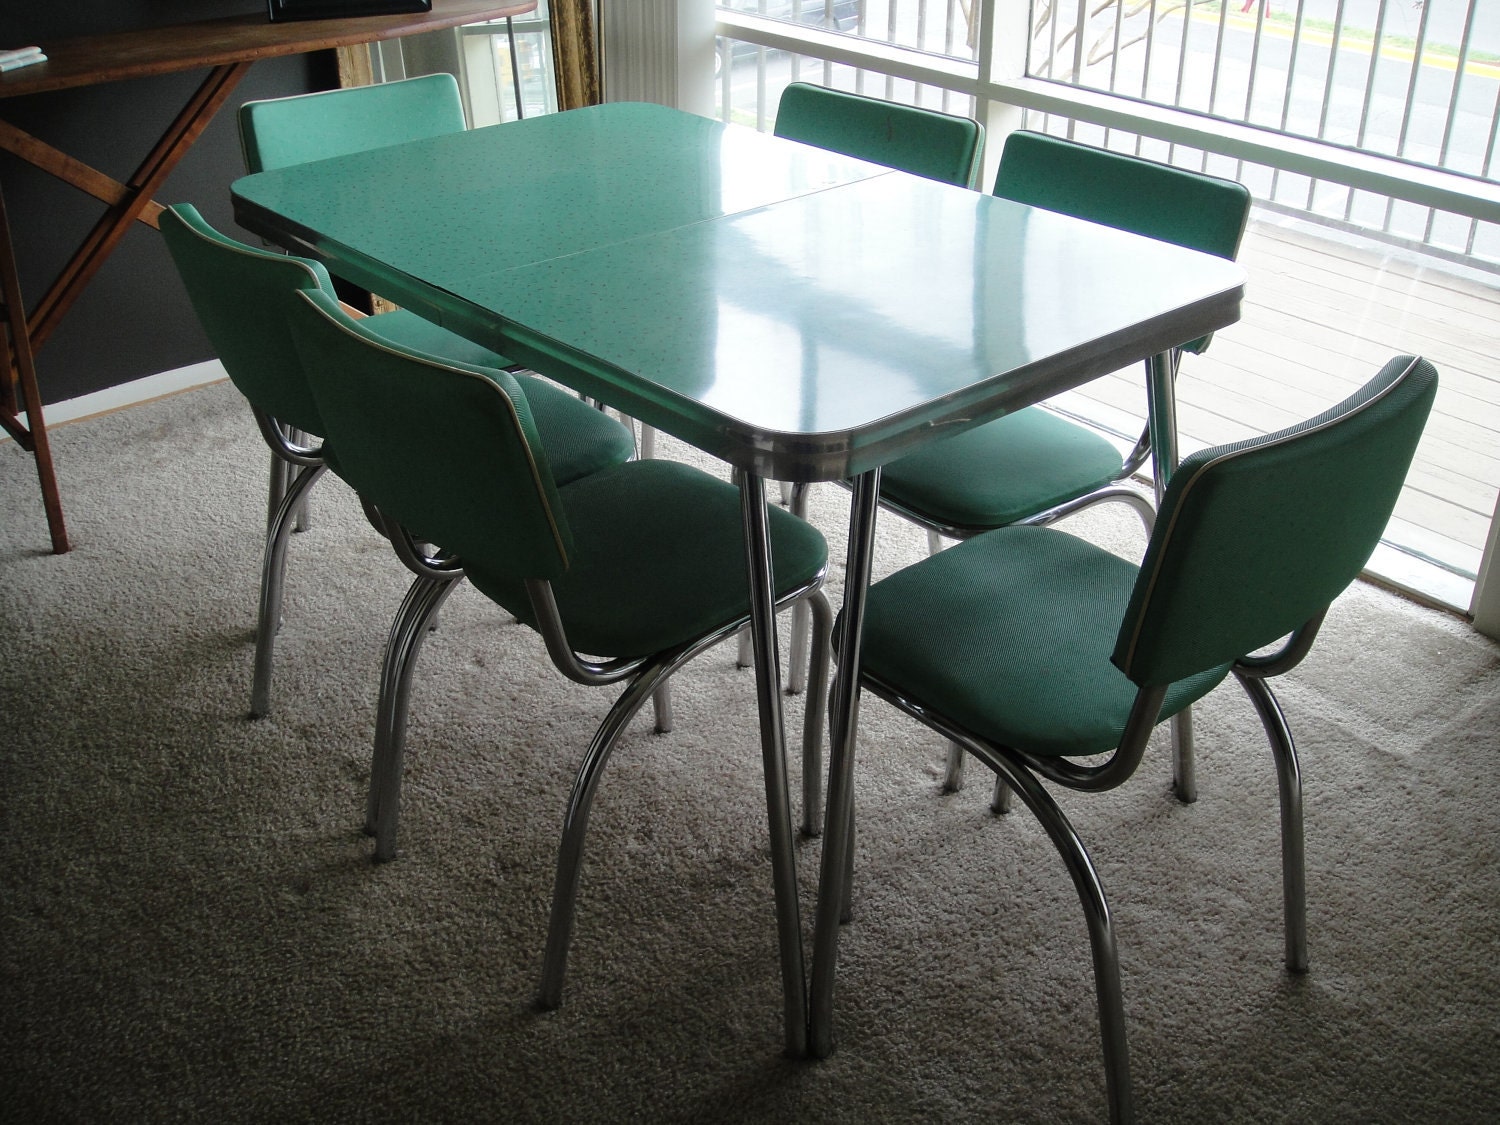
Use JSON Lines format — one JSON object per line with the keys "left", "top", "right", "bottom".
{"left": 717, "top": 0, "right": 1500, "bottom": 267}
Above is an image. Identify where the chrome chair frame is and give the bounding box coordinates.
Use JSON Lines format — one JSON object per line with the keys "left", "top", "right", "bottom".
{"left": 358, "top": 500, "right": 835, "bottom": 1006}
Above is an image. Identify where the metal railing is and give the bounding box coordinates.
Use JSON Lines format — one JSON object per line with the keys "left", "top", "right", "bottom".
{"left": 717, "top": 0, "right": 1500, "bottom": 267}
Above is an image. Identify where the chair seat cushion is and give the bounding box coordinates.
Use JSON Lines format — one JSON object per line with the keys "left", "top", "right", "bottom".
{"left": 861, "top": 525, "right": 1229, "bottom": 757}
{"left": 466, "top": 459, "right": 828, "bottom": 660}
{"left": 365, "top": 310, "right": 635, "bottom": 484}
{"left": 878, "top": 406, "right": 1128, "bottom": 530}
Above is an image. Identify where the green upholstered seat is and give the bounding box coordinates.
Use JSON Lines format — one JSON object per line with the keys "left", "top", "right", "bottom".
{"left": 285, "top": 288, "right": 832, "bottom": 1011}
{"left": 845, "top": 355, "right": 1438, "bottom": 1123}
{"left": 773, "top": 82, "right": 984, "bottom": 188}
{"left": 159, "top": 205, "right": 634, "bottom": 717}
{"left": 862, "top": 525, "right": 1229, "bottom": 757}
{"left": 872, "top": 407, "right": 1128, "bottom": 531}
{"left": 877, "top": 130, "right": 1252, "bottom": 539}
{"left": 468, "top": 458, "right": 827, "bottom": 660}
{"left": 238, "top": 73, "right": 468, "bottom": 174}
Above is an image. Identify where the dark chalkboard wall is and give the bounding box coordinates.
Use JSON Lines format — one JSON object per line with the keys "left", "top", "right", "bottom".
{"left": 1, "top": 3, "right": 332, "bottom": 403}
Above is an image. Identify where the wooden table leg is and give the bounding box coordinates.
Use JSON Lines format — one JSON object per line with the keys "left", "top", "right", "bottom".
{"left": 0, "top": 61, "right": 251, "bottom": 554}
{"left": 0, "top": 184, "right": 68, "bottom": 553}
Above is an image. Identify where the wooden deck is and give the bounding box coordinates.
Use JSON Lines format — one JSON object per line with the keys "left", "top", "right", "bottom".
{"left": 1052, "top": 214, "right": 1500, "bottom": 611}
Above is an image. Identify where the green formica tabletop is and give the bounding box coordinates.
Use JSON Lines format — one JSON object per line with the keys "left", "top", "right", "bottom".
{"left": 231, "top": 101, "right": 1244, "bottom": 483}
{"left": 230, "top": 100, "right": 1246, "bottom": 1061}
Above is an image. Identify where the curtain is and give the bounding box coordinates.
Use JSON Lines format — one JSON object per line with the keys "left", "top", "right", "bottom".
{"left": 548, "top": 0, "right": 602, "bottom": 108}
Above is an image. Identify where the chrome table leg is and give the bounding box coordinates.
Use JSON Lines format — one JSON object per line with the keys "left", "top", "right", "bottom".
{"left": 739, "top": 471, "right": 807, "bottom": 1057}
{"left": 1146, "top": 350, "right": 1198, "bottom": 803}
{"left": 809, "top": 468, "right": 881, "bottom": 1059}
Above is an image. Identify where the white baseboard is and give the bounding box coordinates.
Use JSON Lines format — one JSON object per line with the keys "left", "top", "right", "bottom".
{"left": 4, "top": 359, "right": 229, "bottom": 437}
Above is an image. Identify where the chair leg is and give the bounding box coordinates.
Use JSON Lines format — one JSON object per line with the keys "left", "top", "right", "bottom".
{"left": 365, "top": 573, "right": 462, "bottom": 861}
{"left": 289, "top": 428, "right": 313, "bottom": 532}
{"left": 1234, "top": 673, "right": 1308, "bottom": 972}
{"left": 266, "top": 448, "right": 290, "bottom": 535}
{"left": 787, "top": 482, "right": 813, "bottom": 694}
{"left": 250, "top": 460, "right": 325, "bottom": 718}
{"left": 651, "top": 682, "right": 674, "bottom": 733}
{"left": 800, "top": 589, "right": 833, "bottom": 837}
{"left": 924, "top": 533, "right": 972, "bottom": 795}
{"left": 1171, "top": 708, "right": 1198, "bottom": 803}
{"left": 990, "top": 773, "right": 1013, "bottom": 814}
{"left": 537, "top": 656, "right": 677, "bottom": 1010}
{"left": 504, "top": 15, "right": 525, "bottom": 119}
{"left": 943, "top": 743, "right": 967, "bottom": 791}
{"left": 977, "top": 751, "right": 1135, "bottom": 1124}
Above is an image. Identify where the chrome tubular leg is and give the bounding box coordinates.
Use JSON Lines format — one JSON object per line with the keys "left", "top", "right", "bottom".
{"left": 737, "top": 627, "right": 753, "bottom": 669}
{"left": 537, "top": 660, "right": 671, "bottom": 1010}
{"left": 366, "top": 574, "right": 460, "bottom": 861}
{"left": 1147, "top": 349, "right": 1196, "bottom": 805}
{"left": 800, "top": 589, "right": 834, "bottom": 838}
{"left": 250, "top": 461, "right": 325, "bottom": 718}
{"left": 639, "top": 422, "right": 657, "bottom": 460}
{"left": 982, "top": 753, "right": 1134, "bottom": 1124}
{"left": 990, "top": 774, "right": 1013, "bottom": 814}
{"left": 942, "top": 742, "right": 966, "bottom": 792}
{"left": 810, "top": 469, "right": 881, "bottom": 1060}
{"left": 1236, "top": 673, "right": 1308, "bottom": 973}
{"left": 290, "top": 428, "right": 313, "bottom": 532}
{"left": 787, "top": 482, "right": 813, "bottom": 695}
{"left": 737, "top": 470, "right": 807, "bottom": 1058}
{"left": 651, "top": 682, "right": 674, "bottom": 733}
{"left": 925, "top": 528, "right": 945, "bottom": 555}
{"left": 266, "top": 449, "right": 290, "bottom": 536}
{"left": 1171, "top": 708, "right": 1198, "bottom": 804}
{"left": 504, "top": 16, "right": 525, "bottom": 119}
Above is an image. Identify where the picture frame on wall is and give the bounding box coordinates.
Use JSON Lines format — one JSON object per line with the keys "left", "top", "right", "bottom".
{"left": 267, "top": 0, "right": 432, "bottom": 21}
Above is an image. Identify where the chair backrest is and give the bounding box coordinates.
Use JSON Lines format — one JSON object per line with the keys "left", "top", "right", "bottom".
{"left": 159, "top": 203, "right": 333, "bottom": 437}
{"left": 238, "top": 73, "right": 467, "bottom": 174}
{"left": 1112, "top": 354, "right": 1437, "bottom": 687}
{"left": 992, "top": 131, "right": 1252, "bottom": 354}
{"left": 286, "top": 287, "right": 573, "bottom": 579}
{"left": 773, "top": 82, "right": 983, "bottom": 188}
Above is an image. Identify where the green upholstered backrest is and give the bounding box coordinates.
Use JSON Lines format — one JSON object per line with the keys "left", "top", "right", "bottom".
{"left": 238, "top": 73, "right": 467, "bottom": 173}
{"left": 159, "top": 203, "right": 332, "bottom": 436}
{"left": 1113, "top": 355, "right": 1437, "bottom": 687}
{"left": 773, "top": 82, "right": 983, "bottom": 188}
{"left": 287, "top": 288, "right": 572, "bottom": 579}
{"left": 992, "top": 131, "right": 1251, "bottom": 354}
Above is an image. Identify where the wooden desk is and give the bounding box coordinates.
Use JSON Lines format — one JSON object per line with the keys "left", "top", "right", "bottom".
{"left": 0, "top": 0, "right": 530, "bottom": 553}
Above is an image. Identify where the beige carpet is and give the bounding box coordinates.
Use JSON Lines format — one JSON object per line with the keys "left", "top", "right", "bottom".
{"left": 3, "top": 379, "right": 1497, "bottom": 1123}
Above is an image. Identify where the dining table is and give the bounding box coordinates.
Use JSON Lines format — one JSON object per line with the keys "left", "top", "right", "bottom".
{"left": 228, "top": 99, "right": 1247, "bottom": 1059}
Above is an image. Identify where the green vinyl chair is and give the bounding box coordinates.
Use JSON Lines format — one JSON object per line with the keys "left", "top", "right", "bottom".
{"left": 285, "top": 286, "right": 834, "bottom": 1005}
{"left": 238, "top": 72, "right": 469, "bottom": 175}
{"left": 812, "top": 355, "right": 1437, "bottom": 1123}
{"left": 773, "top": 82, "right": 984, "bottom": 189}
{"left": 762, "top": 82, "right": 983, "bottom": 693}
{"left": 864, "top": 130, "right": 1252, "bottom": 798}
{"left": 159, "top": 204, "right": 635, "bottom": 718}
